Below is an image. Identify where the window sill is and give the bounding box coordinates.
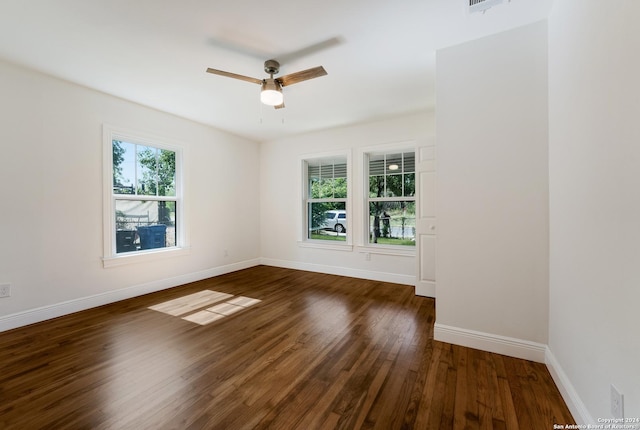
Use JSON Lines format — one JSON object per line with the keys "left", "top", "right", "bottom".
{"left": 356, "top": 245, "right": 415, "bottom": 258}
{"left": 102, "top": 246, "right": 191, "bottom": 268}
{"left": 298, "top": 241, "right": 353, "bottom": 252}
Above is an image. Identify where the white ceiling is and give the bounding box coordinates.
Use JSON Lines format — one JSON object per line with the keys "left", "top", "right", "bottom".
{"left": 0, "top": 0, "right": 553, "bottom": 142}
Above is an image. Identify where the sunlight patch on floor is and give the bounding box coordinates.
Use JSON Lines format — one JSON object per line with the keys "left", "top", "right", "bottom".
{"left": 148, "top": 290, "right": 233, "bottom": 316}
{"left": 182, "top": 310, "right": 226, "bottom": 325}
{"left": 149, "top": 291, "right": 262, "bottom": 326}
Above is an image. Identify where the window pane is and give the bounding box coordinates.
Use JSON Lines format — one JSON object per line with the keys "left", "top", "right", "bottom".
{"left": 137, "top": 146, "right": 157, "bottom": 196}
{"left": 334, "top": 177, "right": 347, "bottom": 199}
{"left": 158, "top": 149, "right": 176, "bottom": 197}
{"left": 333, "top": 163, "right": 347, "bottom": 179}
{"left": 404, "top": 173, "right": 415, "bottom": 197}
{"left": 369, "top": 175, "right": 384, "bottom": 198}
{"left": 308, "top": 164, "right": 320, "bottom": 179}
{"left": 308, "top": 201, "right": 346, "bottom": 242}
{"left": 369, "top": 201, "right": 415, "bottom": 246}
{"left": 386, "top": 174, "right": 403, "bottom": 197}
{"left": 386, "top": 153, "right": 402, "bottom": 174}
{"left": 316, "top": 178, "right": 334, "bottom": 199}
{"left": 369, "top": 154, "right": 385, "bottom": 176}
{"left": 309, "top": 176, "right": 322, "bottom": 199}
{"left": 113, "top": 140, "right": 136, "bottom": 194}
{"left": 403, "top": 152, "right": 416, "bottom": 173}
{"left": 115, "top": 200, "right": 177, "bottom": 253}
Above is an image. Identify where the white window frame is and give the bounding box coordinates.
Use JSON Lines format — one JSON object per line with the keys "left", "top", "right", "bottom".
{"left": 298, "top": 151, "right": 353, "bottom": 251}
{"left": 359, "top": 143, "right": 416, "bottom": 257}
{"left": 102, "top": 124, "right": 188, "bottom": 267}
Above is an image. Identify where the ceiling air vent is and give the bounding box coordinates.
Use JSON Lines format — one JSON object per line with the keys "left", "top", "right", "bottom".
{"left": 469, "top": 0, "right": 504, "bottom": 14}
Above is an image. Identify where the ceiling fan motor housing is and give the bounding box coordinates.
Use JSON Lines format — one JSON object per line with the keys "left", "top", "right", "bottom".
{"left": 264, "top": 59, "right": 280, "bottom": 75}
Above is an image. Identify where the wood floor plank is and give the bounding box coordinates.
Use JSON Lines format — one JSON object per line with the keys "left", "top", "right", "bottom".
{"left": 493, "top": 354, "right": 521, "bottom": 429}
{"left": 0, "top": 266, "right": 575, "bottom": 429}
{"left": 413, "top": 342, "right": 444, "bottom": 428}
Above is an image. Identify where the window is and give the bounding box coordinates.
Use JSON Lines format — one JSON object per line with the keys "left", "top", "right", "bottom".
{"left": 304, "top": 156, "right": 348, "bottom": 243}
{"left": 367, "top": 151, "right": 415, "bottom": 246}
{"left": 103, "top": 126, "right": 183, "bottom": 264}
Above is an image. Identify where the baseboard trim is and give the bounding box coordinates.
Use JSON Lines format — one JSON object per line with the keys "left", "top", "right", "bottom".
{"left": 433, "top": 323, "right": 547, "bottom": 363}
{"left": 260, "top": 258, "right": 415, "bottom": 286}
{"left": 0, "top": 259, "right": 260, "bottom": 333}
{"left": 545, "top": 347, "right": 594, "bottom": 425}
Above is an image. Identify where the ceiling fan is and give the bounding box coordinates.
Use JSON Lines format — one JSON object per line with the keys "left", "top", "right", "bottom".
{"left": 206, "top": 59, "right": 327, "bottom": 109}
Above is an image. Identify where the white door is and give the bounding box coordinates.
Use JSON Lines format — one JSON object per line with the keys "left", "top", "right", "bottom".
{"left": 415, "top": 141, "right": 436, "bottom": 297}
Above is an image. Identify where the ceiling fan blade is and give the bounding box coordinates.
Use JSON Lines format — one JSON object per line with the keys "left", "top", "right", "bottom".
{"left": 277, "top": 66, "right": 327, "bottom": 87}
{"left": 276, "top": 37, "right": 343, "bottom": 64}
{"left": 274, "top": 102, "right": 285, "bottom": 110}
{"left": 205, "top": 68, "right": 263, "bottom": 85}
{"left": 207, "top": 37, "right": 270, "bottom": 61}
{"left": 208, "top": 36, "right": 342, "bottom": 64}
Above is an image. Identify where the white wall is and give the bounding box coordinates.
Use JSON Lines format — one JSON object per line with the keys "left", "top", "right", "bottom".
{"left": 548, "top": 0, "right": 640, "bottom": 422}
{"left": 259, "top": 112, "right": 433, "bottom": 284}
{"left": 435, "top": 21, "right": 550, "bottom": 356}
{"left": 0, "top": 60, "right": 260, "bottom": 328}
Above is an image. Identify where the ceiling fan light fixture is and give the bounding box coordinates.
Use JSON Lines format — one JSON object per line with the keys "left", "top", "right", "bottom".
{"left": 260, "top": 79, "right": 283, "bottom": 106}
{"left": 206, "top": 60, "right": 326, "bottom": 109}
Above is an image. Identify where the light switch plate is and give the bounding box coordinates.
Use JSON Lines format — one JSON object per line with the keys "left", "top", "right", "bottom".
{"left": 0, "top": 284, "right": 11, "bottom": 298}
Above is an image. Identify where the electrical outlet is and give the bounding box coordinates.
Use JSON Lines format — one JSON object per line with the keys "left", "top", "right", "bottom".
{"left": 611, "top": 384, "right": 624, "bottom": 419}
{"left": 0, "top": 284, "right": 11, "bottom": 298}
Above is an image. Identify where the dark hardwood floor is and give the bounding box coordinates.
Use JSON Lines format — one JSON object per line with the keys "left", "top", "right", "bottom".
{"left": 0, "top": 266, "right": 574, "bottom": 429}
